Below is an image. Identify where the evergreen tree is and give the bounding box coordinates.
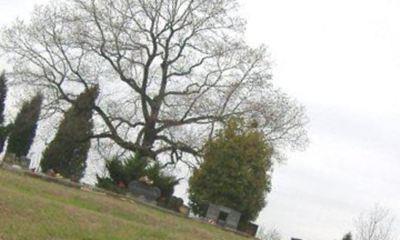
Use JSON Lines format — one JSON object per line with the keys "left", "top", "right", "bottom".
{"left": 40, "top": 86, "right": 98, "bottom": 180}
{"left": 0, "top": 71, "right": 7, "bottom": 125}
{"left": 6, "top": 94, "right": 43, "bottom": 157}
{"left": 189, "top": 118, "right": 273, "bottom": 226}
{"left": 0, "top": 72, "right": 9, "bottom": 153}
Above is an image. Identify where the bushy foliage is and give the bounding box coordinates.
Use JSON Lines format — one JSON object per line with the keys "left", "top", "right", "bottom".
{"left": 146, "top": 163, "right": 180, "bottom": 199}
{"left": 0, "top": 72, "right": 7, "bottom": 126}
{"left": 0, "top": 72, "right": 8, "bottom": 153}
{"left": 0, "top": 124, "right": 13, "bottom": 155}
{"left": 99, "top": 155, "right": 147, "bottom": 186}
{"left": 6, "top": 94, "right": 43, "bottom": 157}
{"left": 189, "top": 118, "right": 273, "bottom": 225}
{"left": 161, "top": 196, "right": 185, "bottom": 212}
{"left": 97, "top": 154, "right": 179, "bottom": 199}
{"left": 40, "top": 87, "right": 98, "bottom": 180}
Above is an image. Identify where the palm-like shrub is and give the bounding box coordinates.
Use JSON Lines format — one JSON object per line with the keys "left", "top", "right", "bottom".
{"left": 97, "top": 154, "right": 179, "bottom": 199}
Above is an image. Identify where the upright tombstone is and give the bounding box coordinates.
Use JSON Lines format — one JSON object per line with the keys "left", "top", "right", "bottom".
{"left": 206, "top": 204, "right": 242, "bottom": 230}
{"left": 239, "top": 222, "right": 259, "bottom": 237}
{"left": 3, "top": 153, "right": 30, "bottom": 169}
{"left": 19, "top": 156, "right": 31, "bottom": 169}
{"left": 128, "top": 180, "right": 161, "bottom": 203}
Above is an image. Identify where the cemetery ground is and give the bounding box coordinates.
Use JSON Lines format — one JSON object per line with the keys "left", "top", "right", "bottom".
{"left": 0, "top": 168, "right": 250, "bottom": 240}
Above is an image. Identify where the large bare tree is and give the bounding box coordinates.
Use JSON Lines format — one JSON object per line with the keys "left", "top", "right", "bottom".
{"left": 0, "top": 0, "right": 308, "bottom": 166}
{"left": 355, "top": 205, "right": 395, "bottom": 240}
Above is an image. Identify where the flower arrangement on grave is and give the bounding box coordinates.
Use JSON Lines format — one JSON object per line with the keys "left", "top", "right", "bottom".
{"left": 138, "top": 176, "right": 154, "bottom": 186}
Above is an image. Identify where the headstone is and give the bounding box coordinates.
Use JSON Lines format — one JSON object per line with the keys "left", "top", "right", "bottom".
{"left": 19, "top": 156, "right": 31, "bottom": 169}
{"left": 239, "top": 222, "right": 259, "bottom": 237}
{"left": 128, "top": 181, "right": 161, "bottom": 202}
{"left": 179, "top": 205, "right": 190, "bottom": 216}
{"left": 165, "top": 196, "right": 184, "bottom": 212}
{"left": 46, "top": 169, "right": 56, "bottom": 177}
{"left": 205, "top": 204, "right": 242, "bottom": 230}
{"left": 11, "top": 164, "right": 22, "bottom": 170}
{"left": 3, "top": 153, "right": 17, "bottom": 165}
{"left": 3, "top": 154, "right": 30, "bottom": 169}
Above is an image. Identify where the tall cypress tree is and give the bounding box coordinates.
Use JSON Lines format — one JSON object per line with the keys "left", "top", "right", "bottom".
{"left": 6, "top": 93, "right": 43, "bottom": 157}
{"left": 0, "top": 72, "right": 8, "bottom": 153}
{"left": 40, "top": 86, "right": 98, "bottom": 180}
{"left": 0, "top": 71, "right": 7, "bottom": 125}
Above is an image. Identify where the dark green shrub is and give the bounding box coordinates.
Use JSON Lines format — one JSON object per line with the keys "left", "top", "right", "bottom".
{"left": 0, "top": 72, "right": 8, "bottom": 153}
{"left": 6, "top": 94, "right": 43, "bottom": 157}
{"left": 97, "top": 154, "right": 179, "bottom": 199}
{"left": 159, "top": 196, "right": 185, "bottom": 212}
{"left": 40, "top": 86, "right": 98, "bottom": 180}
{"left": 97, "top": 177, "right": 125, "bottom": 194}
{"left": 189, "top": 118, "right": 273, "bottom": 225}
{"left": 106, "top": 157, "right": 128, "bottom": 184}
{"left": 145, "top": 163, "right": 180, "bottom": 199}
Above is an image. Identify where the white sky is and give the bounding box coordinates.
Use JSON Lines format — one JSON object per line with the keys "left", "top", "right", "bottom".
{"left": 1, "top": 0, "right": 400, "bottom": 240}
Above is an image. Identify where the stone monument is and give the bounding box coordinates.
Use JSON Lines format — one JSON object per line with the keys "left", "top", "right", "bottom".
{"left": 128, "top": 180, "right": 161, "bottom": 202}
{"left": 205, "top": 203, "right": 242, "bottom": 230}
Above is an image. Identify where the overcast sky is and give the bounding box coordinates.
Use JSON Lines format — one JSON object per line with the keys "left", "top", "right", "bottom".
{"left": 1, "top": 0, "right": 400, "bottom": 240}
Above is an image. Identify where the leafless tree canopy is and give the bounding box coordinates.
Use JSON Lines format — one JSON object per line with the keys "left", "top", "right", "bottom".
{"left": 0, "top": 0, "right": 308, "bottom": 165}
{"left": 355, "top": 205, "right": 395, "bottom": 240}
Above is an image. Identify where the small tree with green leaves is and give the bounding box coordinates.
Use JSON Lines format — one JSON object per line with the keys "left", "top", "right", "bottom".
{"left": 0, "top": 71, "right": 9, "bottom": 153}
{"left": 6, "top": 93, "right": 43, "bottom": 157}
{"left": 40, "top": 86, "right": 98, "bottom": 180}
{"left": 189, "top": 118, "right": 273, "bottom": 226}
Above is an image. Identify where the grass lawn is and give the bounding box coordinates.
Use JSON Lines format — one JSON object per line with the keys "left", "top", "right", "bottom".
{"left": 0, "top": 168, "right": 250, "bottom": 240}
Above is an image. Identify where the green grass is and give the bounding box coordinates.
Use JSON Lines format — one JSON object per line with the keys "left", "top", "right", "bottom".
{"left": 0, "top": 169, "right": 250, "bottom": 240}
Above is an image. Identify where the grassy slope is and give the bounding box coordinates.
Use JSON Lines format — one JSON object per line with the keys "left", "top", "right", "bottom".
{"left": 0, "top": 169, "right": 249, "bottom": 240}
